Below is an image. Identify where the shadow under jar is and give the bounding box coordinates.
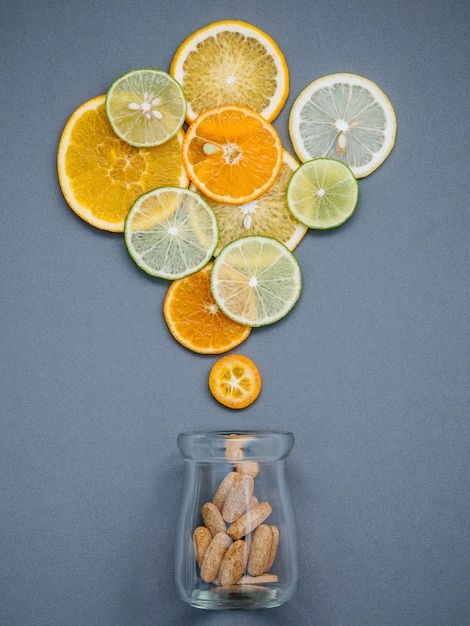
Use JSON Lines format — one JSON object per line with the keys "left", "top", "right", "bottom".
{"left": 175, "top": 430, "right": 298, "bottom": 610}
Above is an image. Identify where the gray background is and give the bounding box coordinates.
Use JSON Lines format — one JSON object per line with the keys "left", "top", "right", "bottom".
{"left": 1, "top": 0, "right": 469, "bottom": 624}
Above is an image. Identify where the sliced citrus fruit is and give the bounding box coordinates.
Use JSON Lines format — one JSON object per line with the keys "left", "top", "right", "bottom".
{"left": 191, "top": 150, "right": 308, "bottom": 256}
{"left": 182, "top": 105, "right": 283, "bottom": 205}
{"left": 210, "top": 235, "right": 302, "bottom": 327}
{"left": 163, "top": 263, "right": 251, "bottom": 354}
{"left": 124, "top": 186, "right": 218, "bottom": 279}
{"left": 57, "top": 95, "right": 189, "bottom": 232}
{"left": 170, "top": 20, "right": 289, "bottom": 124}
{"left": 209, "top": 354, "right": 262, "bottom": 409}
{"left": 105, "top": 69, "right": 186, "bottom": 147}
{"left": 287, "top": 158, "right": 359, "bottom": 229}
{"left": 289, "top": 73, "right": 397, "bottom": 178}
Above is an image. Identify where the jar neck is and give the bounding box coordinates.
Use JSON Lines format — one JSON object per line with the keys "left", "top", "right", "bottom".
{"left": 177, "top": 430, "right": 294, "bottom": 462}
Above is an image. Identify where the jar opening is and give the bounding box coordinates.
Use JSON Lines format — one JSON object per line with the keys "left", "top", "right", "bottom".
{"left": 177, "top": 430, "right": 294, "bottom": 462}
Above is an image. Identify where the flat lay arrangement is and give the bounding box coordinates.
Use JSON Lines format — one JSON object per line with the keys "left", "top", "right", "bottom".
{"left": 57, "top": 20, "right": 396, "bottom": 413}
{"left": 3, "top": 3, "right": 468, "bottom": 624}
{"left": 56, "top": 21, "right": 398, "bottom": 609}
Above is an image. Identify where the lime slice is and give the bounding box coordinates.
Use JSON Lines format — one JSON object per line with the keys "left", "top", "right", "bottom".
{"left": 210, "top": 235, "right": 302, "bottom": 327}
{"left": 289, "top": 73, "right": 396, "bottom": 178}
{"left": 124, "top": 187, "right": 218, "bottom": 279}
{"left": 287, "top": 158, "right": 359, "bottom": 229}
{"left": 106, "top": 69, "right": 187, "bottom": 147}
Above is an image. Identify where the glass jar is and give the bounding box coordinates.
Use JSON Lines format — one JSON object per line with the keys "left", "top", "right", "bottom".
{"left": 175, "top": 430, "right": 298, "bottom": 610}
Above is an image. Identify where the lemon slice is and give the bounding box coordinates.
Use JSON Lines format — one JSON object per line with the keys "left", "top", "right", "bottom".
{"left": 191, "top": 150, "right": 308, "bottom": 255}
{"left": 287, "top": 158, "right": 359, "bottom": 229}
{"left": 124, "top": 187, "right": 218, "bottom": 279}
{"left": 210, "top": 236, "right": 302, "bottom": 327}
{"left": 170, "top": 20, "right": 289, "bottom": 123}
{"left": 106, "top": 69, "right": 187, "bottom": 147}
{"left": 289, "top": 73, "right": 396, "bottom": 178}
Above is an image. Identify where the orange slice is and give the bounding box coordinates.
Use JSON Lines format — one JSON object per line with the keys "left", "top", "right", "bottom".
{"left": 170, "top": 20, "right": 289, "bottom": 124}
{"left": 57, "top": 95, "right": 189, "bottom": 232}
{"left": 163, "top": 264, "right": 251, "bottom": 354}
{"left": 182, "top": 105, "right": 283, "bottom": 205}
{"left": 209, "top": 354, "right": 262, "bottom": 409}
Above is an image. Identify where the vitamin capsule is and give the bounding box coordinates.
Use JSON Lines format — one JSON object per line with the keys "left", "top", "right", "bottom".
{"left": 222, "top": 475, "right": 254, "bottom": 523}
{"left": 193, "top": 526, "right": 212, "bottom": 567}
{"left": 200, "top": 532, "right": 231, "bottom": 583}
{"left": 218, "top": 539, "right": 249, "bottom": 586}
{"left": 201, "top": 502, "right": 226, "bottom": 536}
{"left": 227, "top": 501, "right": 272, "bottom": 539}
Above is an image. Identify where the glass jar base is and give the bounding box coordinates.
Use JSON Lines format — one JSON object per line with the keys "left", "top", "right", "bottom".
{"left": 189, "top": 584, "right": 282, "bottom": 610}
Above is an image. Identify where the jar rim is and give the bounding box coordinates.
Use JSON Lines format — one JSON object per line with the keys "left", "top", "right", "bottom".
{"left": 177, "top": 430, "right": 295, "bottom": 461}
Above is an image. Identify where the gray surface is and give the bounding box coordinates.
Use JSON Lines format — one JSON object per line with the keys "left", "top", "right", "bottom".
{"left": 1, "top": 0, "right": 469, "bottom": 624}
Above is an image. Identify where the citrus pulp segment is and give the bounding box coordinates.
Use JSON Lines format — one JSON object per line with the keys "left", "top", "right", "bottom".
{"left": 289, "top": 73, "right": 397, "bottom": 178}
{"left": 170, "top": 20, "right": 289, "bottom": 123}
{"left": 191, "top": 150, "right": 308, "bottom": 256}
{"left": 163, "top": 263, "right": 251, "bottom": 354}
{"left": 105, "top": 69, "right": 187, "bottom": 147}
{"left": 287, "top": 158, "right": 359, "bottom": 229}
{"left": 124, "top": 187, "right": 218, "bottom": 279}
{"left": 210, "top": 235, "right": 302, "bottom": 327}
{"left": 57, "top": 95, "right": 188, "bottom": 232}
{"left": 182, "top": 105, "right": 283, "bottom": 205}
{"left": 209, "top": 354, "right": 262, "bottom": 409}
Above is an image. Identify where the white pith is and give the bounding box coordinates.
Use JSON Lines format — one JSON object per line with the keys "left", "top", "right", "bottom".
{"left": 128, "top": 91, "right": 163, "bottom": 120}
{"left": 223, "top": 143, "right": 242, "bottom": 165}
